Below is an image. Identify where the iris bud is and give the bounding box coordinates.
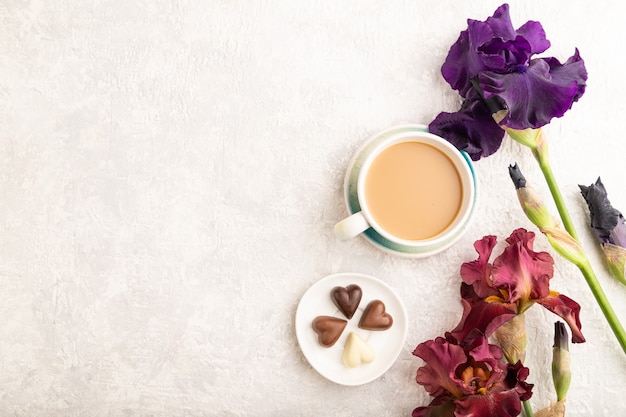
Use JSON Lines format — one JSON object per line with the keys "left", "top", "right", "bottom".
{"left": 580, "top": 178, "right": 626, "bottom": 286}
{"left": 509, "top": 164, "right": 556, "bottom": 228}
{"left": 552, "top": 322, "right": 571, "bottom": 401}
{"left": 509, "top": 164, "right": 585, "bottom": 266}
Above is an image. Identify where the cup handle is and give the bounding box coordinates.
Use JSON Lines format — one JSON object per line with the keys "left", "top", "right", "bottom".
{"left": 334, "top": 211, "right": 370, "bottom": 241}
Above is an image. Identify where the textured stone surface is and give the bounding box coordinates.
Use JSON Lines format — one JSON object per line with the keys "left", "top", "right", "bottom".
{"left": 1, "top": 1, "right": 625, "bottom": 415}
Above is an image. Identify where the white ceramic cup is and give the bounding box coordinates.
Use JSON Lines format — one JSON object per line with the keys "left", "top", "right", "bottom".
{"left": 334, "top": 126, "right": 476, "bottom": 257}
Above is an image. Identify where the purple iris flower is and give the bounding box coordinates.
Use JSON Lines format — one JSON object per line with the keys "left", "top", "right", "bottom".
{"left": 429, "top": 3, "right": 587, "bottom": 160}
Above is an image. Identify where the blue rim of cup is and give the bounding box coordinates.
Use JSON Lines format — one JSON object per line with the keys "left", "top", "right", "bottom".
{"left": 343, "top": 124, "right": 477, "bottom": 258}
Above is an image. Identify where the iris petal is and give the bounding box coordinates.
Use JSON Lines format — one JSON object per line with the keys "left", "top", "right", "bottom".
{"left": 505, "top": 361, "right": 533, "bottom": 401}
{"left": 442, "top": 19, "right": 497, "bottom": 96}
{"left": 464, "top": 334, "right": 508, "bottom": 385}
{"left": 454, "top": 391, "right": 523, "bottom": 417}
{"left": 413, "top": 398, "right": 456, "bottom": 417}
{"left": 429, "top": 90, "right": 505, "bottom": 161}
{"left": 479, "top": 52, "right": 586, "bottom": 129}
{"left": 477, "top": 4, "right": 529, "bottom": 71}
{"left": 536, "top": 294, "right": 586, "bottom": 343}
{"left": 515, "top": 20, "right": 551, "bottom": 55}
{"left": 483, "top": 3, "right": 516, "bottom": 40}
{"left": 491, "top": 229, "right": 554, "bottom": 305}
{"left": 479, "top": 36, "right": 532, "bottom": 69}
{"left": 413, "top": 337, "right": 471, "bottom": 398}
{"left": 449, "top": 284, "right": 517, "bottom": 343}
{"left": 544, "top": 49, "right": 587, "bottom": 102}
{"left": 459, "top": 235, "right": 498, "bottom": 297}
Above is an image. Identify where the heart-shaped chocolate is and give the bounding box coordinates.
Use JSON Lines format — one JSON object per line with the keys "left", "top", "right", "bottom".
{"left": 342, "top": 332, "right": 375, "bottom": 368}
{"left": 330, "top": 284, "right": 362, "bottom": 319}
{"left": 358, "top": 300, "right": 393, "bottom": 330}
{"left": 312, "top": 316, "right": 348, "bottom": 347}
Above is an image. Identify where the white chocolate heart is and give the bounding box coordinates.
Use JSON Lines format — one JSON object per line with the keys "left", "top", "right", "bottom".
{"left": 342, "top": 332, "right": 375, "bottom": 368}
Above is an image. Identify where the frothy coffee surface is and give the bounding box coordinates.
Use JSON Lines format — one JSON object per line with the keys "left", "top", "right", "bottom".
{"left": 364, "top": 141, "right": 462, "bottom": 240}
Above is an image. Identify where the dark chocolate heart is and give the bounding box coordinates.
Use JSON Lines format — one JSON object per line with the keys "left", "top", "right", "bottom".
{"left": 330, "top": 284, "right": 362, "bottom": 319}
{"left": 312, "top": 316, "right": 347, "bottom": 347}
{"left": 358, "top": 300, "right": 393, "bottom": 330}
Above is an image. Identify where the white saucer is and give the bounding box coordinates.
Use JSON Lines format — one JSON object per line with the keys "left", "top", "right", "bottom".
{"left": 295, "top": 273, "right": 408, "bottom": 386}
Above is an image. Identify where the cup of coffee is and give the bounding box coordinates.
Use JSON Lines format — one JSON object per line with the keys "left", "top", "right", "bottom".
{"left": 335, "top": 124, "right": 476, "bottom": 257}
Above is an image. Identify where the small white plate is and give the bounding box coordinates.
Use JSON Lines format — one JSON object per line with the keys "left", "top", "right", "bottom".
{"left": 295, "top": 273, "right": 408, "bottom": 386}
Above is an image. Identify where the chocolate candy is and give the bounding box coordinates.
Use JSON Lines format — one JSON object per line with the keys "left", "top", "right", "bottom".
{"left": 358, "top": 300, "right": 393, "bottom": 330}
{"left": 312, "top": 316, "right": 347, "bottom": 347}
{"left": 342, "top": 332, "right": 375, "bottom": 368}
{"left": 330, "top": 284, "right": 362, "bottom": 319}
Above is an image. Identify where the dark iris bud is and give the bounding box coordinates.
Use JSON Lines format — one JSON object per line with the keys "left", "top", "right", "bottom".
{"left": 508, "top": 163, "right": 527, "bottom": 189}
{"left": 579, "top": 177, "right": 626, "bottom": 246}
{"left": 580, "top": 177, "right": 626, "bottom": 285}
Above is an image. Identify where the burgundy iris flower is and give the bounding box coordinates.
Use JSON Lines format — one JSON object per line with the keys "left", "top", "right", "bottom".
{"left": 449, "top": 228, "right": 585, "bottom": 344}
{"left": 413, "top": 335, "right": 532, "bottom": 417}
{"left": 429, "top": 3, "right": 587, "bottom": 160}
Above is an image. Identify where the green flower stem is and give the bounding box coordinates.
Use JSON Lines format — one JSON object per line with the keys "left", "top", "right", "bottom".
{"left": 523, "top": 400, "right": 534, "bottom": 417}
{"left": 576, "top": 258, "right": 626, "bottom": 353}
{"left": 532, "top": 146, "right": 579, "bottom": 241}
{"left": 532, "top": 141, "right": 626, "bottom": 354}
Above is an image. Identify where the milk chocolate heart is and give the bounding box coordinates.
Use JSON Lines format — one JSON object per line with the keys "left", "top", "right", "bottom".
{"left": 312, "top": 316, "right": 348, "bottom": 347}
{"left": 358, "top": 300, "right": 393, "bottom": 330}
{"left": 330, "top": 284, "right": 362, "bottom": 319}
{"left": 342, "top": 332, "right": 375, "bottom": 368}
